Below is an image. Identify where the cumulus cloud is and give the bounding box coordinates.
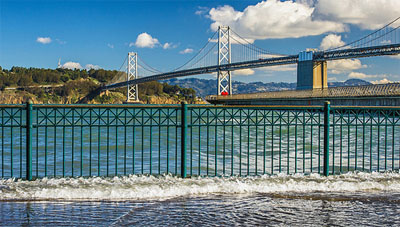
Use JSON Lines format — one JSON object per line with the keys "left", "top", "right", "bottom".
{"left": 389, "top": 54, "right": 400, "bottom": 59}
{"left": 371, "top": 78, "right": 393, "bottom": 84}
{"left": 328, "top": 77, "right": 337, "bottom": 82}
{"left": 180, "top": 48, "right": 194, "bottom": 54}
{"left": 381, "top": 40, "right": 392, "bottom": 45}
{"left": 261, "top": 65, "right": 297, "bottom": 72}
{"left": 232, "top": 68, "right": 255, "bottom": 76}
{"left": 55, "top": 39, "right": 66, "bottom": 45}
{"left": 163, "top": 42, "right": 178, "bottom": 49}
{"left": 133, "top": 33, "right": 160, "bottom": 48}
{"left": 314, "top": 0, "right": 400, "bottom": 30}
{"left": 319, "top": 34, "right": 345, "bottom": 50}
{"left": 60, "top": 62, "right": 101, "bottom": 70}
{"left": 208, "top": 0, "right": 345, "bottom": 40}
{"left": 195, "top": 6, "right": 209, "bottom": 16}
{"left": 36, "top": 37, "right": 52, "bottom": 44}
{"left": 258, "top": 54, "right": 284, "bottom": 59}
{"left": 85, "top": 64, "right": 101, "bottom": 70}
{"left": 61, "top": 62, "right": 82, "bottom": 70}
{"left": 163, "top": 43, "right": 172, "bottom": 49}
{"left": 107, "top": 43, "right": 114, "bottom": 49}
{"left": 348, "top": 72, "right": 385, "bottom": 79}
{"left": 208, "top": 35, "right": 255, "bottom": 44}
{"left": 206, "top": 0, "right": 400, "bottom": 41}
{"left": 328, "top": 59, "right": 367, "bottom": 74}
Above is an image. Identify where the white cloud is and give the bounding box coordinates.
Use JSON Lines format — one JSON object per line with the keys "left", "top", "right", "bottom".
{"left": 319, "top": 34, "right": 345, "bottom": 50}
{"left": 328, "top": 59, "right": 367, "bottom": 74}
{"left": 107, "top": 43, "right": 114, "bottom": 49}
{"left": 133, "top": 33, "right": 160, "bottom": 48}
{"left": 61, "top": 62, "right": 82, "bottom": 70}
{"left": 314, "top": 0, "right": 400, "bottom": 30}
{"left": 232, "top": 68, "right": 255, "bottom": 76}
{"left": 371, "top": 78, "right": 393, "bottom": 84}
{"left": 163, "top": 42, "right": 178, "bottom": 49}
{"left": 208, "top": 34, "right": 255, "bottom": 44}
{"left": 195, "top": 6, "right": 209, "bottom": 16}
{"left": 258, "top": 54, "right": 285, "bottom": 59}
{"left": 163, "top": 43, "right": 172, "bottom": 49}
{"left": 56, "top": 39, "right": 66, "bottom": 45}
{"left": 61, "top": 62, "right": 100, "bottom": 70}
{"left": 348, "top": 72, "right": 385, "bottom": 79}
{"left": 261, "top": 65, "right": 296, "bottom": 72}
{"left": 208, "top": 1, "right": 345, "bottom": 40}
{"left": 328, "top": 77, "right": 337, "bottom": 82}
{"left": 85, "top": 64, "right": 101, "bottom": 70}
{"left": 37, "top": 37, "right": 52, "bottom": 44}
{"left": 389, "top": 54, "right": 400, "bottom": 59}
{"left": 206, "top": 0, "right": 400, "bottom": 42}
{"left": 180, "top": 48, "right": 194, "bottom": 54}
{"left": 381, "top": 40, "right": 392, "bottom": 45}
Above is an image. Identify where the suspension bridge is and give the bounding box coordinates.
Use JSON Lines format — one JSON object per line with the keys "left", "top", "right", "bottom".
{"left": 97, "top": 17, "right": 400, "bottom": 104}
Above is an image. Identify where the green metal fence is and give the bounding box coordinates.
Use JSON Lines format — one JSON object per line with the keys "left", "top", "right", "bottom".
{"left": 0, "top": 102, "right": 399, "bottom": 180}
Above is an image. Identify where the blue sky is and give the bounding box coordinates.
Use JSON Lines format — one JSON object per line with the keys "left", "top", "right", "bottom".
{"left": 1, "top": 0, "right": 399, "bottom": 84}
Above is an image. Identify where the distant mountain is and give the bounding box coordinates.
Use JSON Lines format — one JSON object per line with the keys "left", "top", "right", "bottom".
{"left": 328, "top": 79, "right": 372, "bottom": 87}
{"left": 162, "top": 78, "right": 372, "bottom": 98}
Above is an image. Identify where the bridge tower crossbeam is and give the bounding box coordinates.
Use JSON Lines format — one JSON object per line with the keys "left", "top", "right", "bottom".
{"left": 217, "top": 26, "right": 232, "bottom": 95}
{"left": 127, "top": 52, "right": 139, "bottom": 102}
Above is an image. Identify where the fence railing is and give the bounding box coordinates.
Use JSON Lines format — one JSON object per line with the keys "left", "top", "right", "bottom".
{"left": 206, "top": 83, "right": 400, "bottom": 101}
{"left": 0, "top": 102, "right": 399, "bottom": 180}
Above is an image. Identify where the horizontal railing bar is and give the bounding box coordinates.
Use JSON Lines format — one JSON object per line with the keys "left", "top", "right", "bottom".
{"left": 331, "top": 106, "right": 400, "bottom": 110}
{"left": 188, "top": 124, "right": 325, "bottom": 127}
{"left": 2, "top": 104, "right": 399, "bottom": 110}
{"left": 0, "top": 105, "right": 25, "bottom": 108}
{"left": 32, "top": 104, "right": 181, "bottom": 109}
{"left": 22, "top": 123, "right": 400, "bottom": 128}
{"left": 188, "top": 105, "right": 324, "bottom": 110}
{"left": 32, "top": 124, "right": 181, "bottom": 127}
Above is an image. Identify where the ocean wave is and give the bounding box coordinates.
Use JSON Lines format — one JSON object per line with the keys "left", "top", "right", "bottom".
{"left": 1, "top": 172, "right": 400, "bottom": 201}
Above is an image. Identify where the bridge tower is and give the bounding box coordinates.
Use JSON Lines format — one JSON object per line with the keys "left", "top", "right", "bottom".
{"left": 127, "top": 52, "right": 139, "bottom": 102}
{"left": 296, "top": 50, "right": 327, "bottom": 90}
{"left": 217, "top": 26, "right": 232, "bottom": 95}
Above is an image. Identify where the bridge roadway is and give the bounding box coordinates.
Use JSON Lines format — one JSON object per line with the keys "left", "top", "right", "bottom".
{"left": 103, "top": 44, "right": 400, "bottom": 91}
{"left": 206, "top": 83, "right": 400, "bottom": 106}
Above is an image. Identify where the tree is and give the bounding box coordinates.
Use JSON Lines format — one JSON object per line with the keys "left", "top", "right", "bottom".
{"left": 18, "top": 74, "right": 33, "bottom": 87}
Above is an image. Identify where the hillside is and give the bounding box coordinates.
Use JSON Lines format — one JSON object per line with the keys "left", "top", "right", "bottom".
{"left": 0, "top": 67, "right": 202, "bottom": 104}
{"left": 163, "top": 78, "right": 372, "bottom": 97}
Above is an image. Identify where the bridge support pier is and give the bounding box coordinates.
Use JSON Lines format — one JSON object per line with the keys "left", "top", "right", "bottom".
{"left": 126, "top": 52, "right": 140, "bottom": 103}
{"left": 217, "top": 26, "right": 232, "bottom": 96}
{"left": 297, "top": 51, "right": 327, "bottom": 90}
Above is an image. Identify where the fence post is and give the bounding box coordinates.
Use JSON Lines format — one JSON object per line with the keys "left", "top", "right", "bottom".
{"left": 26, "top": 101, "right": 33, "bottom": 180}
{"left": 181, "top": 102, "right": 187, "bottom": 178}
{"left": 323, "top": 101, "right": 330, "bottom": 177}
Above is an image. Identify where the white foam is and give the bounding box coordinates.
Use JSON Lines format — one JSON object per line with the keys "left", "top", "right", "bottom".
{"left": 1, "top": 172, "right": 400, "bottom": 201}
